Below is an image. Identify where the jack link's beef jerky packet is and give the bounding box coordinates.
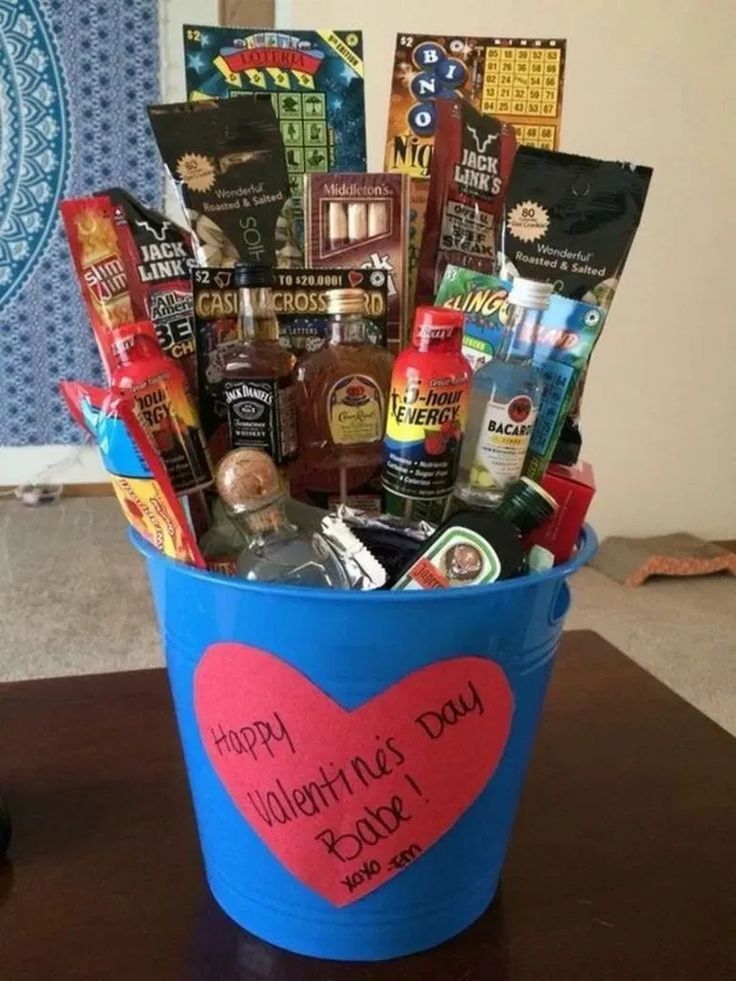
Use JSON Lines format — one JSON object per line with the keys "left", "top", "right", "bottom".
{"left": 147, "top": 96, "right": 289, "bottom": 268}
{"left": 499, "top": 147, "right": 653, "bottom": 309}
{"left": 100, "top": 188, "right": 199, "bottom": 395}
{"left": 416, "top": 100, "right": 516, "bottom": 306}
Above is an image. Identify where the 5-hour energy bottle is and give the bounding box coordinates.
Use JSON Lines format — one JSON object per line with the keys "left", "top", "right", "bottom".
{"left": 382, "top": 307, "right": 471, "bottom": 520}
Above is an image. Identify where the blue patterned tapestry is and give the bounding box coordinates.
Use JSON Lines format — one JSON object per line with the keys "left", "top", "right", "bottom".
{"left": 0, "top": 0, "right": 161, "bottom": 446}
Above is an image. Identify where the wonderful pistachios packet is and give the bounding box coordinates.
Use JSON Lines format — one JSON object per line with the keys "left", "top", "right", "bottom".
{"left": 498, "top": 147, "right": 652, "bottom": 309}
{"left": 147, "top": 96, "right": 289, "bottom": 268}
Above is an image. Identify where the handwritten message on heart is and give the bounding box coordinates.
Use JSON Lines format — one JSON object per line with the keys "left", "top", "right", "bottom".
{"left": 194, "top": 643, "right": 513, "bottom": 906}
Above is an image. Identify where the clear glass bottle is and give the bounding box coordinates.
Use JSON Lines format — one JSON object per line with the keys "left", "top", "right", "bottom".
{"left": 296, "top": 288, "right": 394, "bottom": 504}
{"left": 221, "top": 264, "right": 298, "bottom": 465}
{"left": 215, "top": 448, "right": 348, "bottom": 588}
{"left": 456, "top": 278, "right": 553, "bottom": 507}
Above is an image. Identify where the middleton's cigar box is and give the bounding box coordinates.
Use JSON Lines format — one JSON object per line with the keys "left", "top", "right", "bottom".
{"left": 304, "top": 173, "right": 409, "bottom": 350}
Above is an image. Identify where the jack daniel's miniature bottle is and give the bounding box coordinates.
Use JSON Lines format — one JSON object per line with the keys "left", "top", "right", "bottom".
{"left": 221, "top": 263, "right": 298, "bottom": 464}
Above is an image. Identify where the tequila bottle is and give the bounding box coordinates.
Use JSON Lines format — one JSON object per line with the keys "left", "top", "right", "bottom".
{"left": 456, "top": 278, "right": 552, "bottom": 507}
{"left": 215, "top": 449, "right": 348, "bottom": 588}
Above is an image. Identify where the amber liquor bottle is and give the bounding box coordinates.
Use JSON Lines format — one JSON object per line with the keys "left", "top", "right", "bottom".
{"left": 221, "top": 264, "right": 298, "bottom": 465}
{"left": 296, "top": 288, "right": 394, "bottom": 505}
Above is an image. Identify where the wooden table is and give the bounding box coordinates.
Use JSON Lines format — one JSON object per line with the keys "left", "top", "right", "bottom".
{"left": 2, "top": 631, "right": 734, "bottom": 980}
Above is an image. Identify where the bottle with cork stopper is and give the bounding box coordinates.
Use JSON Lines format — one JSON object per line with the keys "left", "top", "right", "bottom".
{"left": 295, "top": 287, "right": 394, "bottom": 507}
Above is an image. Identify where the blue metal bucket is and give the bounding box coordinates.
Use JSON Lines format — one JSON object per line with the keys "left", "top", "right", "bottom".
{"left": 133, "top": 525, "right": 596, "bottom": 961}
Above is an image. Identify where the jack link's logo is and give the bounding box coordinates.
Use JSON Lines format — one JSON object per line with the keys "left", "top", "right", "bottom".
{"left": 466, "top": 125, "right": 499, "bottom": 155}
{"left": 135, "top": 219, "right": 172, "bottom": 242}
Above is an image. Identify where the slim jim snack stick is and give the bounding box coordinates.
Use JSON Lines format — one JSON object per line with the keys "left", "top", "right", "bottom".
{"left": 60, "top": 196, "right": 142, "bottom": 377}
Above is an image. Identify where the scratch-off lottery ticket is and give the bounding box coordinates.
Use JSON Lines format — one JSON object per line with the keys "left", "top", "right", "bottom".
{"left": 385, "top": 33, "right": 566, "bottom": 180}
{"left": 184, "top": 27, "right": 367, "bottom": 264}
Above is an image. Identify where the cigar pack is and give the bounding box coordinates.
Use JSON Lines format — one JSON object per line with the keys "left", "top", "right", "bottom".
{"left": 304, "top": 173, "right": 409, "bottom": 350}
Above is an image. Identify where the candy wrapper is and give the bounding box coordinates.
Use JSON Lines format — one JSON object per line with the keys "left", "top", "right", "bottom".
{"left": 416, "top": 101, "right": 516, "bottom": 305}
{"left": 320, "top": 515, "right": 387, "bottom": 590}
{"left": 436, "top": 266, "right": 606, "bottom": 480}
{"left": 337, "top": 506, "right": 434, "bottom": 583}
{"left": 101, "top": 188, "right": 199, "bottom": 395}
{"left": 147, "top": 96, "right": 289, "bottom": 268}
{"left": 59, "top": 196, "right": 142, "bottom": 377}
{"left": 60, "top": 381, "right": 205, "bottom": 567}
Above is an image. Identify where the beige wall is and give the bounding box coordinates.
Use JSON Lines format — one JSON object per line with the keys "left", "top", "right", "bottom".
{"left": 281, "top": 0, "right": 736, "bottom": 539}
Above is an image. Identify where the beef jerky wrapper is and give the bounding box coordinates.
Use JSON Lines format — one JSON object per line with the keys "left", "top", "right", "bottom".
{"left": 60, "top": 197, "right": 142, "bottom": 378}
{"left": 147, "top": 96, "right": 289, "bottom": 268}
{"left": 416, "top": 101, "right": 516, "bottom": 306}
{"left": 61, "top": 380, "right": 205, "bottom": 567}
{"left": 101, "top": 188, "right": 199, "bottom": 396}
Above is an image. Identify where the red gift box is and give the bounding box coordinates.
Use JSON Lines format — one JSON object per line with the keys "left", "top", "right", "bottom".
{"left": 524, "top": 462, "right": 596, "bottom": 563}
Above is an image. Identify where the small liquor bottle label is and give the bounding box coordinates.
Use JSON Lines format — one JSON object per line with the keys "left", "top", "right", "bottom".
{"left": 393, "top": 526, "right": 501, "bottom": 590}
{"left": 383, "top": 370, "right": 468, "bottom": 500}
{"left": 224, "top": 378, "right": 298, "bottom": 464}
{"left": 327, "top": 374, "right": 383, "bottom": 446}
{"left": 471, "top": 394, "right": 537, "bottom": 493}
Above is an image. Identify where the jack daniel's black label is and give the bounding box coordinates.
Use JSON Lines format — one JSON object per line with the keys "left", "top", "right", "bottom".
{"left": 223, "top": 378, "right": 297, "bottom": 464}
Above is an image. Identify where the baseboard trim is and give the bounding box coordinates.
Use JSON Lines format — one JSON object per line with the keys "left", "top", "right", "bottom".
{"left": 0, "top": 482, "right": 114, "bottom": 498}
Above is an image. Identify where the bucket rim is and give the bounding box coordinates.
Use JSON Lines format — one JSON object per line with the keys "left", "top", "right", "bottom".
{"left": 130, "top": 523, "right": 597, "bottom": 603}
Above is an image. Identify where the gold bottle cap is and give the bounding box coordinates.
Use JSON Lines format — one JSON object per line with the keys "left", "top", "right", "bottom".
{"left": 325, "top": 288, "right": 364, "bottom": 316}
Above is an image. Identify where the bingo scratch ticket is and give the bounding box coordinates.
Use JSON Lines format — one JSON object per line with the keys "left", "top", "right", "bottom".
{"left": 184, "top": 27, "right": 367, "bottom": 198}
{"left": 385, "top": 33, "right": 566, "bottom": 179}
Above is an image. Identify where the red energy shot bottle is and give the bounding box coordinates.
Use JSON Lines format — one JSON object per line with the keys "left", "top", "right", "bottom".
{"left": 382, "top": 307, "right": 471, "bottom": 521}
{"left": 110, "top": 321, "right": 212, "bottom": 495}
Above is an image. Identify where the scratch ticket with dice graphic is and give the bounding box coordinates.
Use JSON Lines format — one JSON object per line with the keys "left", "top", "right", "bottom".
{"left": 304, "top": 173, "right": 410, "bottom": 350}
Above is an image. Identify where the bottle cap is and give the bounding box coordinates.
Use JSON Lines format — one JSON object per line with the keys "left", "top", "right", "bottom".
{"left": 507, "top": 277, "right": 554, "bottom": 311}
{"left": 233, "top": 263, "right": 274, "bottom": 288}
{"left": 496, "top": 476, "right": 558, "bottom": 534}
{"left": 110, "top": 321, "right": 159, "bottom": 357}
{"left": 412, "top": 306, "right": 465, "bottom": 348}
{"left": 325, "top": 288, "right": 364, "bottom": 315}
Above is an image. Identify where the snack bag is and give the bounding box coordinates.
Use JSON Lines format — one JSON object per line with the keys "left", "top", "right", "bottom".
{"left": 436, "top": 266, "right": 606, "bottom": 480}
{"left": 59, "top": 196, "right": 143, "bottom": 377}
{"left": 499, "top": 147, "right": 653, "bottom": 308}
{"left": 61, "top": 381, "right": 205, "bottom": 566}
{"left": 416, "top": 100, "right": 516, "bottom": 305}
{"left": 147, "top": 96, "right": 290, "bottom": 268}
{"left": 101, "top": 188, "right": 199, "bottom": 395}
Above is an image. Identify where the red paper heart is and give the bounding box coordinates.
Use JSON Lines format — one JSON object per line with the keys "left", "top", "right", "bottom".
{"left": 347, "top": 269, "right": 363, "bottom": 287}
{"left": 195, "top": 643, "right": 513, "bottom": 906}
